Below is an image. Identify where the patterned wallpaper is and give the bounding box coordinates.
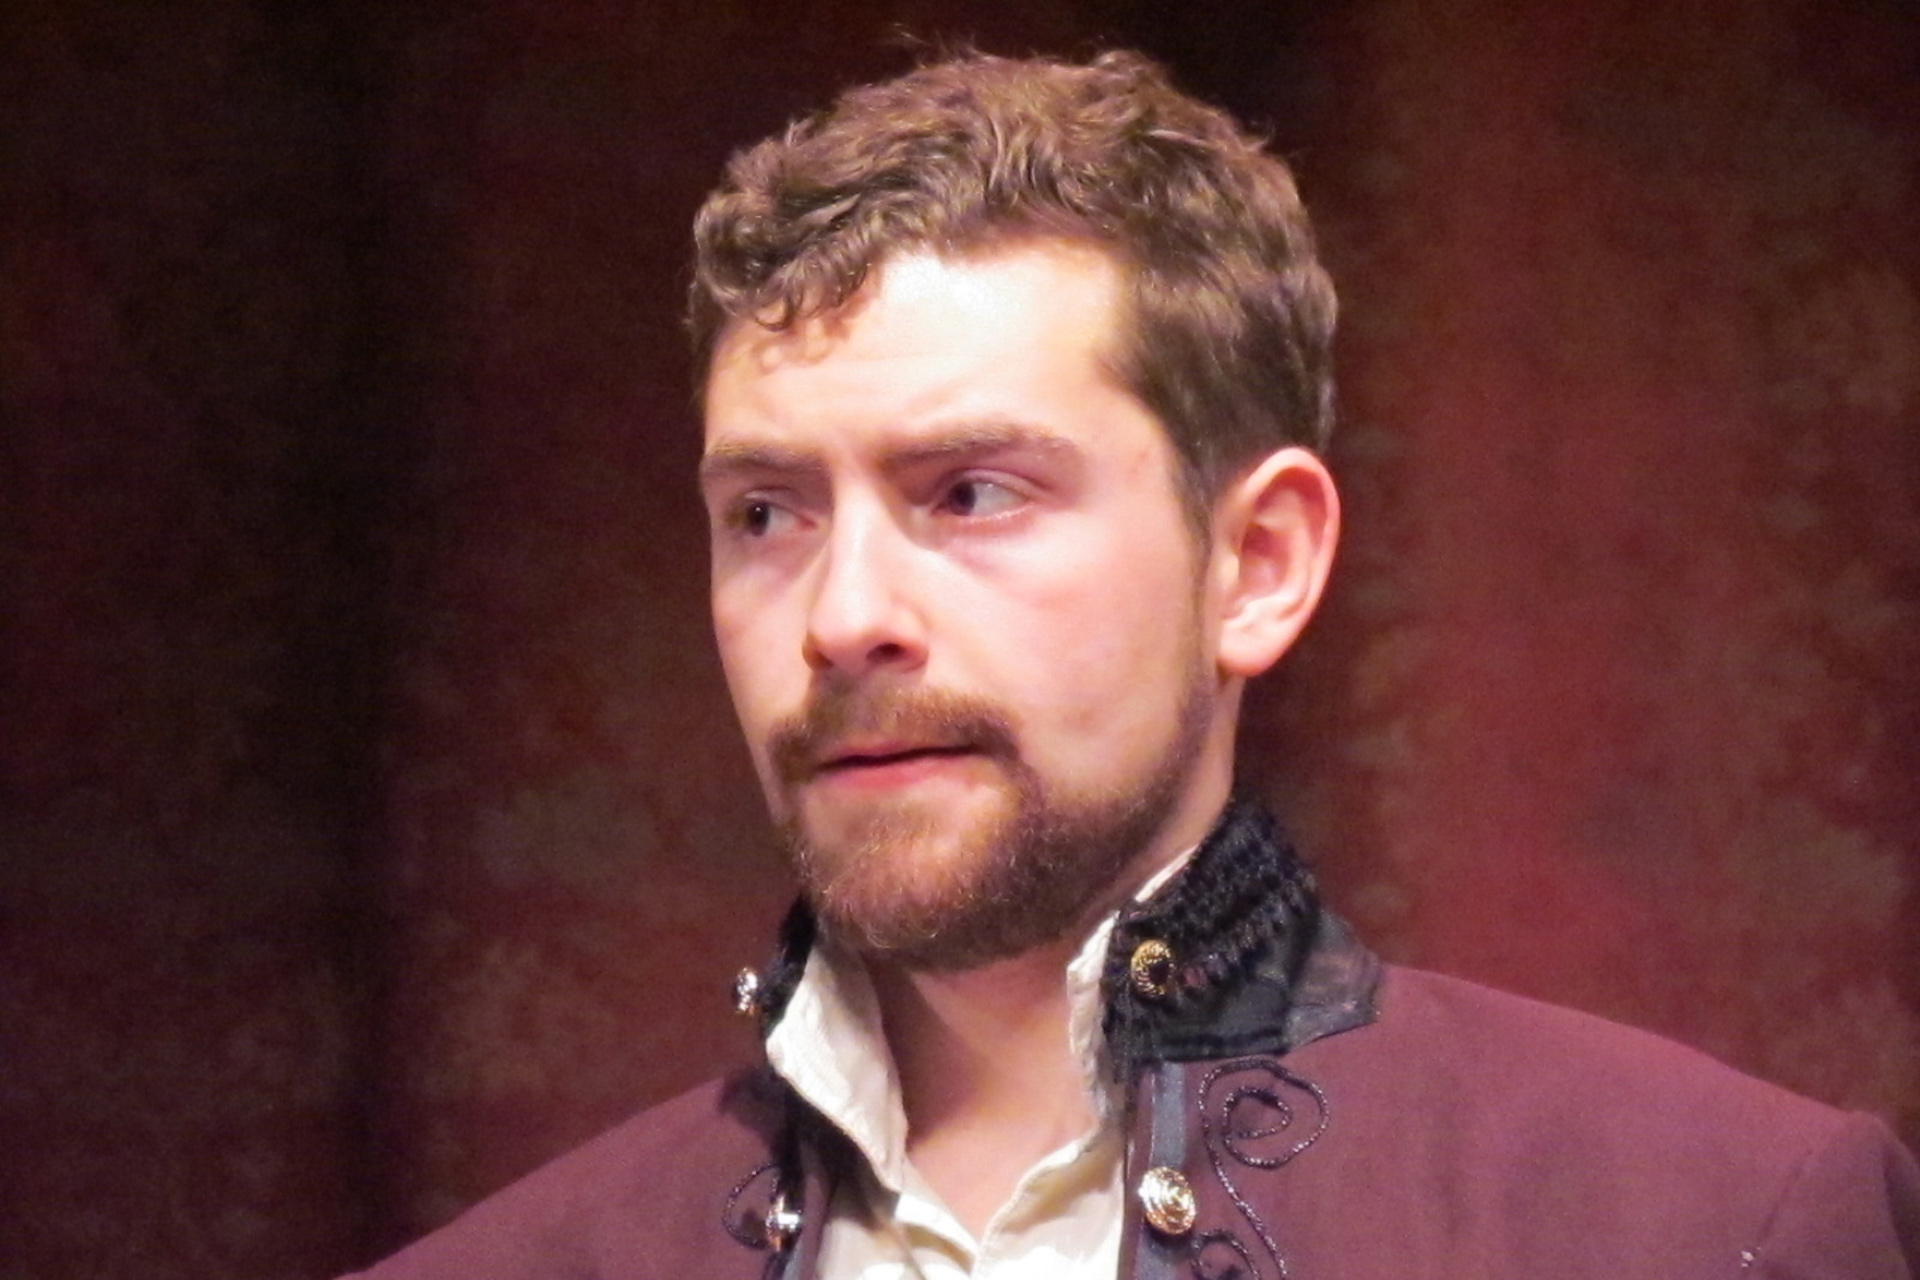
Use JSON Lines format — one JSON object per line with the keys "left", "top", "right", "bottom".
{"left": 1, "top": 3, "right": 383, "bottom": 1276}
{"left": 1244, "top": 0, "right": 1920, "bottom": 1127}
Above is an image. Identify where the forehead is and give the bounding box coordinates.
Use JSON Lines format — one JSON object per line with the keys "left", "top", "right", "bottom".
{"left": 702, "top": 242, "right": 1136, "bottom": 451}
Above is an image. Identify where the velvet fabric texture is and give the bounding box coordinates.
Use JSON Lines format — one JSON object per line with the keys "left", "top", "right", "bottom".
{"left": 346, "top": 808, "right": 1920, "bottom": 1279}
{"left": 343, "top": 964, "right": 1920, "bottom": 1280}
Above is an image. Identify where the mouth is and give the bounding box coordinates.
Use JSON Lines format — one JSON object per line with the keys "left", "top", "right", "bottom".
{"left": 817, "top": 743, "right": 977, "bottom": 776}
{"left": 806, "top": 740, "right": 990, "bottom": 790}
{"left": 769, "top": 686, "right": 1020, "bottom": 792}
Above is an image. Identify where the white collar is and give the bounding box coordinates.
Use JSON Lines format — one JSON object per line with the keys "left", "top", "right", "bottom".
{"left": 763, "top": 852, "right": 1192, "bottom": 1196}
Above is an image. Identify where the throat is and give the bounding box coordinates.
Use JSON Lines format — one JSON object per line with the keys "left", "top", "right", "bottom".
{"left": 871, "top": 947, "right": 1103, "bottom": 1236}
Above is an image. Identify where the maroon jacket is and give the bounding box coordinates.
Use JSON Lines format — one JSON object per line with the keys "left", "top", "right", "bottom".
{"left": 349, "top": 806, "right": 1920, "bottom": 1279}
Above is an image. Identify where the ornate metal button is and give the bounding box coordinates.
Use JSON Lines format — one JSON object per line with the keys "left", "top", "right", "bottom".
{"left": 732, "top": 967, "right": 763, "bottom": 1019}
{"left": 1129, "top": 938, "right": 1175, "bottom": 999}
{"left": 1138, "top": 1165, "right": 1197, "bottom": 1236}
{"left": 763, "top": 1191, "right": 802, "bottom": 1250}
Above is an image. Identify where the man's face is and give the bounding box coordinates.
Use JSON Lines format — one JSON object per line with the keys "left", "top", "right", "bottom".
{"left": 700, "top": 241, "right": 1237, "bottom": 969}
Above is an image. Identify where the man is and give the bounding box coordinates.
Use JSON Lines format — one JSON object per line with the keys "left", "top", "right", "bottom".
{"left": 351, "top": 50, "right": 1919, "bottom": 1279}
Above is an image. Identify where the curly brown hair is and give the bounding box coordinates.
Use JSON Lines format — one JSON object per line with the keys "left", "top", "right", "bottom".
{"left": 688, "top": 50, "right": 1336, "bottom": 516}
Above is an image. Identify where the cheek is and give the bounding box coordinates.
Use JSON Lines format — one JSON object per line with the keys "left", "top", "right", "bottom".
{"left": 713, "top": 598, "right": 788, "bottom": 731}
{"left": 712, "top": 620, "right": 791, "bottom": 805}
{"left": 976, "top": 558, "right": 1203, "bottom": 740}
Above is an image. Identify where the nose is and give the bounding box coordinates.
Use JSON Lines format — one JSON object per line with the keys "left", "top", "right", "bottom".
{"left": 802, "top": 502, "right": 927, "bottom": 675}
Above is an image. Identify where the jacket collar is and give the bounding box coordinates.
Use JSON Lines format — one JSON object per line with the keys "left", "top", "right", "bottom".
{"left": 1100, "top": 798, "right": 1379, "bottom": 1080}
{"left": 753, "top": 798, "right": 1380, "bottom": 1080}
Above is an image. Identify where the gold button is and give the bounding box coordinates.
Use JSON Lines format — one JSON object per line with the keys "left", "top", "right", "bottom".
{"left": 1129, "top": 938, "right": 1175, "bottom": 999}
{"left": 763, "top": 1192, "right": 802, "bottom": 1250}
{"left": 732, "top": 967, "right": 763, "bottom": 1018}
{"left": 1138, "top": 1165, "right": 1197, "bottom": 1236}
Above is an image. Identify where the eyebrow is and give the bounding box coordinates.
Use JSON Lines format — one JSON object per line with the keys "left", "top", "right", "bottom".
{"left": 697, "top": 440, "right": 823, "bottom": 488}
{"left": 882, "top": 419, "right": 1079, "bottom": 471}
{"left": 698, "top": 418, "right": 1079, "bottom": 488}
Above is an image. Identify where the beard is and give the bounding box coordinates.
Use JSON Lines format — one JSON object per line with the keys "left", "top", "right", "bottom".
{"left": 766, "top": 669, "right": 1213, "bottom": 973}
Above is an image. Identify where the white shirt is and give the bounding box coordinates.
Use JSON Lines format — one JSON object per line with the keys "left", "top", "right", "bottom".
{"left": 764, "top": 861, "right": 1189, "bottom": 1280}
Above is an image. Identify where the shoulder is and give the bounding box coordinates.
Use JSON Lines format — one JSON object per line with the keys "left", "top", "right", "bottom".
{"left": 1351, "top": 965, "right": 1839, "bottom": 1133}
{"left": 1266, "top": 966, "right": 1920, "bottom": 1276}
{"left": 341, "top": 1068, "right": 786, "bottom": 1280}
{"left": 1318, "top": 964, "right": 1897, "bottom": 1178}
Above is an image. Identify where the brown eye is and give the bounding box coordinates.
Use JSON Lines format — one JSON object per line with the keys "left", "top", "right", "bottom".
{"left": 940, "top": 477, "right": 1022, "bottom": 518}
{"left": 732, "top": 497, "right": 795, "bottom": 538}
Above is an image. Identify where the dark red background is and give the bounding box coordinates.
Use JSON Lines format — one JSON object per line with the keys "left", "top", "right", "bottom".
{"left": 3, "top": 1, "right": 1916, "bottom": 1276}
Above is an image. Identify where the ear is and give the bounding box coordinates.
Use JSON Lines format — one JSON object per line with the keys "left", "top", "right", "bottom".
{"left": 1207, "top": 447, "right": 1340, "bottom": 680}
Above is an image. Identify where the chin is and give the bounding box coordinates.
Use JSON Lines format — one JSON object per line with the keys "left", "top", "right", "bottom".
{"left": 784, "top": 800, "right": 1037, "bottom": 968}
{"left": 791, "top": 799, "right": 1150, "bottom": 972}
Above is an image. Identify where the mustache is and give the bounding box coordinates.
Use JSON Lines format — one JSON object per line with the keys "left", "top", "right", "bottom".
{"left": 769, "top": 685, "right": 1020, "bottom": 785}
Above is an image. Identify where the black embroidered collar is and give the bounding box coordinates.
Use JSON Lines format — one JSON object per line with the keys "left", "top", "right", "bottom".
{"left": 1101, "top": 798, "right": 1342, "bottom": 1080}
{"left": 751, "top": 798, "right": 1378, "bottom": 1076}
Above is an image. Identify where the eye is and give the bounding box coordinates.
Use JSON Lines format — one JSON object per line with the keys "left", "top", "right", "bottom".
{"left": 728, "top": 495, "right": 798, "bottom": 538}
{"left": 938, "top": 476, "right": 1024, "bottom": 518}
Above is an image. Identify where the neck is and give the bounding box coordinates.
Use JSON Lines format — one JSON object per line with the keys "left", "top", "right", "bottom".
{"left": 859, "top": 768, "right": 1238, "bottom": 1233}
{"left": 869, "top": 938, "right": 1095, "bottom": 1235}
